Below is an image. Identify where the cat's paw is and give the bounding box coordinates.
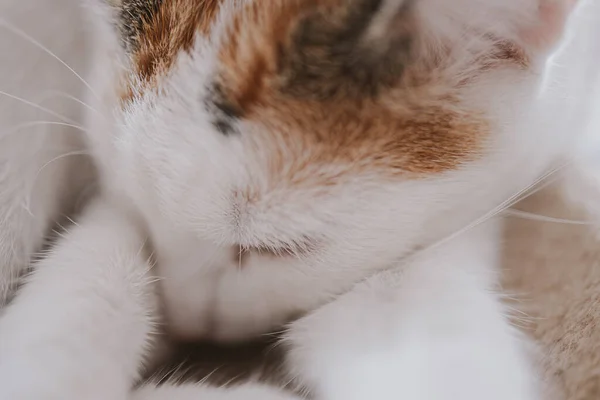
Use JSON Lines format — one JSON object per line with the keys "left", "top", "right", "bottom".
{"left": 286, "top": 305, "right": 539, "bottom": 400}
{"left": 284, "top": 245, "right": 539, "bottom": 400}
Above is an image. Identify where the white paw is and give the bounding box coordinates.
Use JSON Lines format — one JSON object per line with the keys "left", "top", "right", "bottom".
{"left": 285, "top": 277, "right": 539, "bottom": 400}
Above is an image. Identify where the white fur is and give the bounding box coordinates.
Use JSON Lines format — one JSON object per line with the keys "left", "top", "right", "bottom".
{"left": 0, "top": 197, "right": 155, "bottom": 400}
{"left": 285, "top": 222, "right": 538, "bottom": 400}
{"left": 1, "top": 0, "right": 599, "bottom": 399}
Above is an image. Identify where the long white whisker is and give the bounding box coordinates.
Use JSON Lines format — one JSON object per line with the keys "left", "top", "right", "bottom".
{"left": 508, "top": 170, "right": 564, "bottom": 203}
{"left": 23, "top": 150, "right": 91, "bottom": 217}
{"left": 36, "top": 90, "right": 106, "bottom": 120}
{"left": 35, "top": 150, "right": 90, "bottom": 181}
{"left": 0, "top": 18, "right": 101, "bottom": 102}
{"left": 484, "top": 162, "right": 572, "bottom": 220}
{"left": 0, "top": 90, "right": 77, "bottom": 124}
{"left": 402, "top": 161, "right": 572, "bottom": 266}
{"left": 504, "top": 209, "right": 594, "bottom": 225}
{"left": 1, "top": 121, "right": 88, "bottom": 140}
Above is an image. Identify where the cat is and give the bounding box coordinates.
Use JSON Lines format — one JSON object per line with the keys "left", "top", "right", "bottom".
{"left": 0, "top": 0, "right": 596, "bottom": 399}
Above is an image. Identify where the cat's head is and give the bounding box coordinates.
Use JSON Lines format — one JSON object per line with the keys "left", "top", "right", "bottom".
{"left": 88, "top": 0, "right": 576, "bottom": 340}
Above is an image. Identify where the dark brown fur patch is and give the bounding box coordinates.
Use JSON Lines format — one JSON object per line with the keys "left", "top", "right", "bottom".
{"left": 279, "top": 0, "right": 416, "bottom": 100}
{"left": 118, "top": 0, "right": 162, "bottom": 52}
{"left": 119, "top": 0, "right": 222, "bottom": 83}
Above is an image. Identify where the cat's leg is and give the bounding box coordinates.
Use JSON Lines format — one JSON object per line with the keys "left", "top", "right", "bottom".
{"left": 0, "top": 197, "right": 157, "bottom": 400}
{"left": 132, "top": 383, "right": 303, "bottom": 400}
{"left": 285, "top": 221, "right": 538, "bottom": 400}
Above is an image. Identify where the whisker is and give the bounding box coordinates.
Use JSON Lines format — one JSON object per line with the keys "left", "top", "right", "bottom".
{"left": 0, "top": 90, "right": 78, "bottom": 124}
{"left": 402, "top": 161, "right": 572, "bottom": 266}
{"left": 0, "top": 18, "right": 101, "bottom": 102}
{"left": 1, "top": 121, "right": 89, "bottom": 140}
{"left": 27, "top": 150, "right": 92, "bottom": 216}
{"left": 36, "top": 90, "right": 106, "bottom": 120}
{"left": 36, "top": 150, "right": 90, "bottom": 177}
{"left": 509, "top": 170, "right": 564, "bottom": 203}
{"left": 491, "top": 162, "right": 572, "bottom": 217}
{"left": 504, "top": 209, "right": 594, "bottom": 225}
{"left": 21, "top": 150, "right": 91, "bottom": 217}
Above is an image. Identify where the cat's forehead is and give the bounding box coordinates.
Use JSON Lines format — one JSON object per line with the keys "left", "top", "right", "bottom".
{"left": 117, "top": 0, "right": 528, "bottom": 178}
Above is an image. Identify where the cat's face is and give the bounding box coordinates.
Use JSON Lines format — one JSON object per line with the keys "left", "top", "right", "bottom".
{"left": 88, "top": 0, "right": 574, "bottom": 340}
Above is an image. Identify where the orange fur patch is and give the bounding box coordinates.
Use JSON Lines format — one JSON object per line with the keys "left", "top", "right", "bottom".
{"left": 119, "top": 0, "right": 517, "bottom": 179}
{"left": 245, "top": 98, "right": 488, "bottom": 184}
{"left": 215, "top": 0, "right": 488, "bottom": 178}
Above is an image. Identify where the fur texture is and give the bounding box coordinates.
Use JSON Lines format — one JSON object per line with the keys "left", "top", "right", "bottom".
{"left": 0, "top": 0, "right": 597, "bottom": 399}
